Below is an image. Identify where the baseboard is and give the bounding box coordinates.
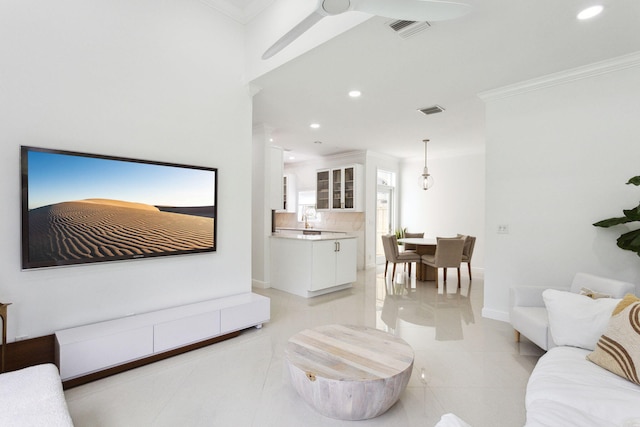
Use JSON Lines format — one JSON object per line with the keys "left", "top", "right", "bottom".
{"left": 252, "top": 278, "right": 270, "bottom": 289}
{"left": 470, "top": 267, "right": 484, "bottom": 278}
{"left": 482, "top": 307, "right": 510, "bottom": 323}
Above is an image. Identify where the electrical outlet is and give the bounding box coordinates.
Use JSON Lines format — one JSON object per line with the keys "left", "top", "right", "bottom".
{"left": 497, "top": 224, "right": 509, "bottom": 234}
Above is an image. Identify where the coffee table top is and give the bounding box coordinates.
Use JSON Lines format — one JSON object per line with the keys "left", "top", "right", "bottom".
{"left": 285, "top": 324, "right": 414, "bottom": 381}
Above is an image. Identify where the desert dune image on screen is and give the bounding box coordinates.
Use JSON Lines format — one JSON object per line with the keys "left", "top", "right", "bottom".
{"left": 24, "top": 148, "right": 216, "bottom": 268}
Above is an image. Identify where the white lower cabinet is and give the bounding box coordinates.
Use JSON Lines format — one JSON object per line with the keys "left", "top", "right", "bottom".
{"left": 310, "top": 239, "right": 357, "bottom": 291}
{"left": 271, "top": 235, "right": 357, "bottom": 298}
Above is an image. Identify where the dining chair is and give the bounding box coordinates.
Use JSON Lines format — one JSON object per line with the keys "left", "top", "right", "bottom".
{"left": 456, "top": 234, "right": 477, "bottom": 280}
{"left": 402, "top": 232, "right": 425, "bottom": 253}
{"left": 402, "top": 231, "right": 424, "bottom": 271}
{"left": 381, "top": 234, "right": 421, "bottom": 279}
{"left": 421, "top": 237, "right": 465, "bottom": 287}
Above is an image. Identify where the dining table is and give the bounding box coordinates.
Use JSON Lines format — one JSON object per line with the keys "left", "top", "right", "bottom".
{"left": 397, "top": 237, "right": 437, "bottom": 281}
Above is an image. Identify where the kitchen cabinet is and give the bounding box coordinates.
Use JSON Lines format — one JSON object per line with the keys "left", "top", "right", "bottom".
{"left": 269, "top": 146, "right": 283, "bottom": 210}
{"left": 280, "top": 174, "right": 296, "bottom": 213}
{"left": 310, "top": 238, "right": 357, "bottom": 291}
{"left": 316, "top": 164, "right": 363, "bottom": 211}
{"left": 270, "top": 233, "right": 357, "bottom": 298}
{"left": 316, "top": 170, "right": 330, "bottom": 210}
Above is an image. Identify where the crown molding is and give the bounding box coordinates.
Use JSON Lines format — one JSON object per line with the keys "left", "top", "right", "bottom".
{"left": 479, "top": 51, "right": 640, "bottom": 102}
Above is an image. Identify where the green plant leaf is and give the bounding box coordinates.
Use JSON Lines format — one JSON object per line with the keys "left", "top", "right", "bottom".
{"left": 594, "top": 175, "right": 640, "bottom": 258}
{"left": 626, "top": 176, "right": 640, "bottom": 186}
{"left": 616, "top": 229, "right": 640, "bottom": 255}
{"left": 623, "top": 204, "right": 640, "bottom": 221}
{"left": 593, "top": 217, "right": 634, "bottom": 227}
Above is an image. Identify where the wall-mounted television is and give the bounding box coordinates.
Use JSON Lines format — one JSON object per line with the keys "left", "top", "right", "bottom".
{"left": 21, "top": 146, "right": 217, "bottom": 269}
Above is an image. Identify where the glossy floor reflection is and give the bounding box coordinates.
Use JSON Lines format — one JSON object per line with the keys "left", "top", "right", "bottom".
{"left": 64, "top": 267, "right": 544, "bottom": 427}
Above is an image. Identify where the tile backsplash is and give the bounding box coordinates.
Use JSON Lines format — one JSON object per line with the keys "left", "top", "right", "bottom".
{"left": 275, "top": 212, "right": 364, "bottom": 232}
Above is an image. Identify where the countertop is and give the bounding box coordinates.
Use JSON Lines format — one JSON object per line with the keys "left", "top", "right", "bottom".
{"left": 276, "top": 227, "right": 347, "bottom": 234}
{"left": 270, "top": 232, "right": 356, "bottom": 241}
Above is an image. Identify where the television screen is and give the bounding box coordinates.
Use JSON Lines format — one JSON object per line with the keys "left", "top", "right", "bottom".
{"left": 21, "top": 146, "right": 217, "bottom": 269}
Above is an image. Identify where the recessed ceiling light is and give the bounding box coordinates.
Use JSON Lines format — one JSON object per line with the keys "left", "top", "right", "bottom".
{"left": 310, "top": 123, "right": 320, "bottom": 129}
{"left": 288, "top": 156, "right": 295, "bottom": 160}
{"left": 348, "top": 90, "right": 362, "bottom": 98}
{"left": 577, "top": 5, "right": 603, "bottom": 20}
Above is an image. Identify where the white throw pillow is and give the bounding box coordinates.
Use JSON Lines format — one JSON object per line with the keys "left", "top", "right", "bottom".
{"left": 542, "top": 289, "right": 621, "bottom": 350}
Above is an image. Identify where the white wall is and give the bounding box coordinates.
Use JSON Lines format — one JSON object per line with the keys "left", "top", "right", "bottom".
{"left": 482, "top": 53, "right": 640, "bottom": 321}
{"left": 0, "top": 0, "right": 252, "bottom": 339}
{"left": 251, "top": 126, "right": 268, "bottom": 288}
{"left": 399, "top": 152, "right": 486, "bottom": 270}
{"left": 251, "top": 125, "right": 282, "bottom": 288}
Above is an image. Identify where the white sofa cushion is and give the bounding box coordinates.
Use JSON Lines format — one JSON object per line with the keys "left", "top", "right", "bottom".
{"left": 526, "top": 399, "right": 615, "bottom": 427}
{"left": 526, "top": 346, "right": 640, "bottom": 427}
{"left": 434, "top": 413, "right": 473, "bottom": 427}
{"left": 0, "top": 364, "right": 73, "bottom": 427}
{"left": 542, "top": 289, "right": 620, "bottom": 351}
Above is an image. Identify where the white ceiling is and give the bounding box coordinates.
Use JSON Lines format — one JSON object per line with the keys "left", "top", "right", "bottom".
{"left": 235, "top": 0, "right": 640, "bottom": 162}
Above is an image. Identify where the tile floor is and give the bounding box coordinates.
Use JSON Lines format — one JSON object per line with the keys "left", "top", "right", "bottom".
{"left": 64, "top": 267, "right": 545, "bottom": 427}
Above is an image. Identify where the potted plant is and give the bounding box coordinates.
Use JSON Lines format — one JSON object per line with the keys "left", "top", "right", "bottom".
{"left": 395, "top": 228, "right": 407, "bottom": 247}
{"left": 593, "top": 175, "right": 640, "bottom": 257}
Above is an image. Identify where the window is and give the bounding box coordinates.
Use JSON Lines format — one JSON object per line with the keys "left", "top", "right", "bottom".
{"left": 297, "top": 190, "right": 322, "bottom": 223}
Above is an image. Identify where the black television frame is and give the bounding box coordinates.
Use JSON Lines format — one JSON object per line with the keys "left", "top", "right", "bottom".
{"left": 21, "top": 146, "right": 217, "bottom": 269}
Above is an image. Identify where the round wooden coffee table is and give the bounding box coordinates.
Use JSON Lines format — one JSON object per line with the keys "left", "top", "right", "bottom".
{"left": 284, "top": 324, "right": 414, "bottom": 420}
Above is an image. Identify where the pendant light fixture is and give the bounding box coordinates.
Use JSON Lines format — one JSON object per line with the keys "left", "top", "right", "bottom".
{"left": 419, "top": 139, "right": 434, "bottom": 190}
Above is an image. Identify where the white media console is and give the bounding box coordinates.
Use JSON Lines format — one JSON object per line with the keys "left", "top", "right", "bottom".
{"left": 55, "top": 292, "right": 270, "bottom": 381}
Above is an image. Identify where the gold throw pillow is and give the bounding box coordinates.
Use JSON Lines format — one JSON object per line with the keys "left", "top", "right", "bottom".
{"left": 587, "top": 294, "right": 640, "bottom": 385}
{"left": 579, "top": 287, "right": 611, "bottom": 299}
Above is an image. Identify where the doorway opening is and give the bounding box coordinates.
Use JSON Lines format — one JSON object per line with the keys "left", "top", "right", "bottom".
{"left": 376, "top": 170, "right": 396, "bottom": 265}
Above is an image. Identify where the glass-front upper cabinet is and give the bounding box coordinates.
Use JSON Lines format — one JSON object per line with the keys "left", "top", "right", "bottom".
{"left": 316, "top": 164, "right": 362, "bottom": 211}
{"left": 344, "top": 166, "right": 355, "bottom": 209}
{"left": 316, "top": 170, "right": 330, "bottom": 210}
{"left": 279, "top": 174, "right": 296, "bottom": 213}
{"left": 332, "top": 169, "right": 342, "bottom": 209}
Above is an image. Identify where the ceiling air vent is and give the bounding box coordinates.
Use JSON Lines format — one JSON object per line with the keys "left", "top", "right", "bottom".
{"left": 387, "top": 20, "right": 430, "bottom": 39}
{"left": 418, "top": 105, "right": 445, "bottom": 116}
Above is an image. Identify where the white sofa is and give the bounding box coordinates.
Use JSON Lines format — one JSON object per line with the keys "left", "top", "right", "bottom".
{"left": 526, "top": 345, "right": 640, "bottom": 426}
{"left": 436, "top": 350, "right": 640, "bottom": 427}
{"left": 0, "top": 363, "right": 73, "bottom": 426}
{"left": 436, "top": 273, "right": 640, "bottom": 427}
{"left": 513, "top": 273, "right": 640, "bottom": 426}
{"left": 510, "top": 272, "right": 636, "bottom": 350}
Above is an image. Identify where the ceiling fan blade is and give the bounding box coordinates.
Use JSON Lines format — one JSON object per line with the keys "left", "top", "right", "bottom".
{"left": 262, "top": 11, "right": 326, "bottom": 60}
{"left": 352, "top": 0, "right": 471, "bottom": 22}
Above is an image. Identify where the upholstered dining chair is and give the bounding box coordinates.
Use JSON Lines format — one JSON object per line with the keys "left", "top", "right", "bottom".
{"left": 402, "top": 231, "right": 424, "bottom": 271}
{"left": 402, "top": 232, "right": 425, "bottom": 253}
{"left": 456, "top": 234, "right": 476, "bottom": 280}
{"left": 421, "top": 237, "right": 465, "bottom": 287}
{"left": 381, "top": 234, "right": 421, "bottom": 279}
